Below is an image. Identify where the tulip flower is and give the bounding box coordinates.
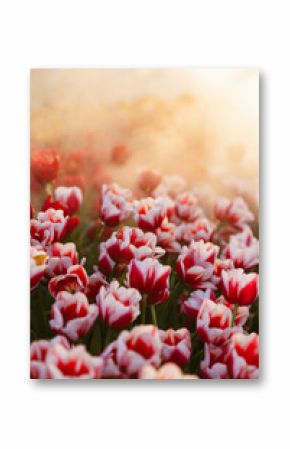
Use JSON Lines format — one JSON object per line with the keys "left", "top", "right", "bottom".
{"left": 200, "top": 343, "right": 230, "bottom": 379}
{"left": 54, "top": 186, "right": 83, "bottom": 215}
{"left": 49, "top": 291, "right": 98, "bottom": 341}
{"left": 48, "top": 264, "right": 88, "bottom": 298}
{"left": 30, "top": 336, "right": 70, "bottom": 379}
{"left": 30, "top": 245, "right": 48, "bottom": 289}
{"left": 222, "top": 229, "right": 259, "bottom": 270}
{"left": 97, "top": 280, "right": 141, "bottom": 329}
{"left": 137, "top": 168, "right": 162, "bottom": 194}
{"left": 181, "top": 288, "right": 215, "bottom": 319}
{"left": 175, "top": 192, "right": 202, "bottom": 222}
{"left": 46, "top": 344, "right": 103, "bottom": 379}
{"left": 46, "top": 242, "right": 78, "bottom": 277}
{"left": 214, "top": 197, "right": 254, "bottom": 227}
{"left": 133, "top": 197, "right": 166, "bottom": 232}
{"left": 227, "top": 332, "right": 259, "bottom": 379}
{"left": 31, "top": 148, "right": 59, "bottom": 184}
{"left": 102, "top": 341, "right": 125, "bottom": 379}
{"left": 31, "top": 208, "right": 69, "bottom": 247}
{"left": 176, "top": 240, "right": 218, "bottom": 289}
{"left": 98, "top": 226, "right": 164, "bottom": 274}
{"left": 159, "top": 328, "right": 192, "bottom": 367}
{"left": 100, "top": 183, "right": 132, "bottom": 226}
{"left": 155, "top": 218, "right": 181, "bottom": 253}
{"left": 114, "top": 325, "right": 162, "bottom": 377}
{"left": 85, "top": 268, "right": 108, "bottom": 302}
{"left": 176, "top": 218, "right": 215, "bottom": 245}
{"left": 139, "top": 363, "right": 198, "bottom": 379}
{"left": 127, "top": 258, "right": 171, "bottom": 306}
{"left": 197, "top": 299, "right": 234, "bottom": 345}
{"left": 221, "top": 268, "right": 259, "bottom": 306}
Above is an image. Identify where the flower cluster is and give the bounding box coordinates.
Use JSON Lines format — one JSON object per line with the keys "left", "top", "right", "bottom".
{"left": 31, "top": 172, "right": 259, "bottom": 380}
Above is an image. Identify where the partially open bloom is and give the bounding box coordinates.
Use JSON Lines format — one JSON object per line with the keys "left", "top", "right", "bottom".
{"left": 31, "top": 208, "right": 69, "bottom": 247}
{"left": 176, "top": 240, "right": 218, "bottom": 289}
{"left": 97, "top": 281, "right": 141, "bottom": 329}
{"left": 222, "top": 227, "right": 259, "bottom": 270}
{"left": 50, "top": 291, "right": 98, "bottom": 341}
{"left": 175, "top": 192, "right": 201, "bottom": 222}
{"left": 155, "top": 218, "right": 181, "bottom": 253}
{"left": 221, "top": 268, "right": 259, "bottom": 306}
{"left": 30, "top": 336, "right": 70, "bottom": 379}
{"left": 227, "top": 332, "right": 259, "bottom": 379}
{"left": 100, "top": 183, "right": 132, "bottom": 226}
{"left": 31, "top": 147, "right": 59, "bottom": 184}
{"left": 54, "top": 186, "right": 83, "bottom": 215}
{"left": 200, "top": 343, "right": 230, "bottom": 379}
{"left": 181, "top": 288, "right": 215, "bottom": 319}
{"left": 176, "top": 218, "right": 215, "bottom": 244}
{"left": 98, "top": 226, "right": 164, "bottom": 274}
{"left": 215, "top": 197, "right": 254, "bottom": 228}
{"left": 46, "top": 242, "right": 78, "bottom": 277}
{"left": 111, "top": 144, "right": 130, "bottom": 165}
{"left": 114, "top": 325, "right": 162, "bottom": 377}
{"left": 102, "top": 341, "right": 125, "bottom": 379}
{"left": 85, "top": 267, "right": 108, "bottom": 302}
{"left": 139, "top": 363, "right": 198, "bottom": 379}
{"left": 138, "top": 168, "right": 162, "bottom": 194}
{"left": 128, "top": 258, "right": 171, "bottom": 305}
{"left": 133, "top": 197, "right": 166, "bottom": 231}
{"left": 46, "top": 344, "right": 103, "bottom": 379}
{"left": 212, "top": 258, "right": 234, "bottom": 288}
{"left": 30, "top": 245, "right": 48, "bottom": 289}
{"left": 197, "top": 299, "right": 234, "bottom": 345}
{"left": 48, "top": 264, "right": 88, "bottom": 298}
{"left": 159, "top": 328, "right": 192, "bottom": 367}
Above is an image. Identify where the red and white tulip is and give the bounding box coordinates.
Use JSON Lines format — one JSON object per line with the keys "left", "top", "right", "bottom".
{"left": 159, "top": 328, "right": 192, "bottom": 367}
{"left": 50, "top": 291, "right": 98, "bottom": 341}
{"left": 221, "top": 268, "right": 259, "bottom": 306}
{"left": 197, "top": 299, "right": 234, "bottom": 345}
{"left": 128, "top": 258, "right": 171, "bottom": 305}
{"left": 176, "top": 240, "right": 218, "bottom": 289}
{"left": 30, "top": 245, "right": 48, "bottom": 289}
{"left": 114, "top": 325, "right": 162, "bottom": 377}
{"left": 48, "top": 264, "right": 89, "bottom": 298}
{"left": 100, "top": 183, "right": 132, "bottom": 227}
{"left": 97, "top": 280, "right": 141, "bottom": 329}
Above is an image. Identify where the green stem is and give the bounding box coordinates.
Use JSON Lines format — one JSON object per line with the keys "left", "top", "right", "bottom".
{"left": 141, "top": 295, "right": 147, "bottom": 324}
{"left": 150, "top": 305, "right": 158, "bottom": 327}
{"left": 103, "top": 327, "right": 112, "bottom": 349}
{"left": 231, "top": 304, "right": 238, "bottom": 327}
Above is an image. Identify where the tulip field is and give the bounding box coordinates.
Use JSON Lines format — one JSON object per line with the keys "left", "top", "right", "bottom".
{"left": 30, "top": 145, "right": 259, "bottom": 380}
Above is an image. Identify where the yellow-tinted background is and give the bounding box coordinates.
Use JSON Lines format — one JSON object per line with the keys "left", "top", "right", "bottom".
{"left": 31, "top": 69, "right": 259, "bottom": 215}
